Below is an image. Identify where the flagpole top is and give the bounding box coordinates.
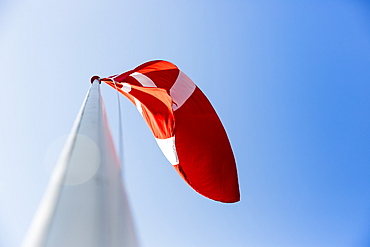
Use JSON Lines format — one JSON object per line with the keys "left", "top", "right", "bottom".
{"left": 90, "top": 75, "right": 101, "bottom": 84}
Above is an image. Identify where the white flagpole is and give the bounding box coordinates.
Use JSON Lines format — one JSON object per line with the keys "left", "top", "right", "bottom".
{"left": 22, "top": 79, "right": 138, "bottom": 247}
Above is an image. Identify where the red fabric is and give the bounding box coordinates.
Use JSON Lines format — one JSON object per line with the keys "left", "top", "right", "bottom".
{"left": 174, "top": 87, "right": 239, "bottom": 203}
{"left": 101, "top": 60, "right": 240, "bottom": 203}
{"left": 104, "top": 82, "right": 174, "bottom": 139}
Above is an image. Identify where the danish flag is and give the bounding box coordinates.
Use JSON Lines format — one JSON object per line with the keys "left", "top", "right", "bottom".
{"left": 101, "top": 60, "right": 240, "bottom": 203}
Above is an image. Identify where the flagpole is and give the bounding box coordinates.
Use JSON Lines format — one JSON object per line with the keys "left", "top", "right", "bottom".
{"left": 22, "top": 79, "right": 138, "bottom": 247}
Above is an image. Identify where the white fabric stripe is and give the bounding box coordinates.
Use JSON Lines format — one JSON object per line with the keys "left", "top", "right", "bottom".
{"left": 134, "top": 97, "right": 143, "bottom": 115}
{"left": 155, "top": 136, "right": 179, "bottom": 165}
{"left": 170, "top": 71, "right": 196, "bottom": 111}
{"left": 120, "top": 83, "right": 132, "bottom": 92}
{"left": 130, "top": 72, "right": 157, "bottom": 87}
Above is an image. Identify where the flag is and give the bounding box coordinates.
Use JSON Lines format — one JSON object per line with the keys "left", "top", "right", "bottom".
{"left": 101, "top": 60, "right": 240, "bottom": 203}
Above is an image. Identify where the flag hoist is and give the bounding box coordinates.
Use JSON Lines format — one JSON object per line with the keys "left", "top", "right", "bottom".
{"left": 22, "top": 79, "right": 138, "bottom": 247}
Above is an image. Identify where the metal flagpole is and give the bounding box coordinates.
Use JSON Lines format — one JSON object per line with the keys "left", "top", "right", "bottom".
{"left": 22, "top": 79, "right": 138, "bottom": 247}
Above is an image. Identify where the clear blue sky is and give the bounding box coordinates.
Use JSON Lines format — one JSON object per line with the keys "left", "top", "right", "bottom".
{"left": 1, "top": 0, "right": 370, "bottom": 246}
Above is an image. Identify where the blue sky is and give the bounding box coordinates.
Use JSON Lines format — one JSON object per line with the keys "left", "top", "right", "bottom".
{"left": 1, "top": 0, "right": 370, "bottom": 246}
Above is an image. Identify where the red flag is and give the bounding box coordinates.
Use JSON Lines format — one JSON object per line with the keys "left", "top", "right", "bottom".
{"left": 101, "top": 60, "right": 240, "bottom": 203}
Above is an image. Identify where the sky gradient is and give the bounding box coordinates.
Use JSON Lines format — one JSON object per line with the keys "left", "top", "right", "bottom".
{"left": 1, "top": 1, "right": 370, "bottom": 246}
